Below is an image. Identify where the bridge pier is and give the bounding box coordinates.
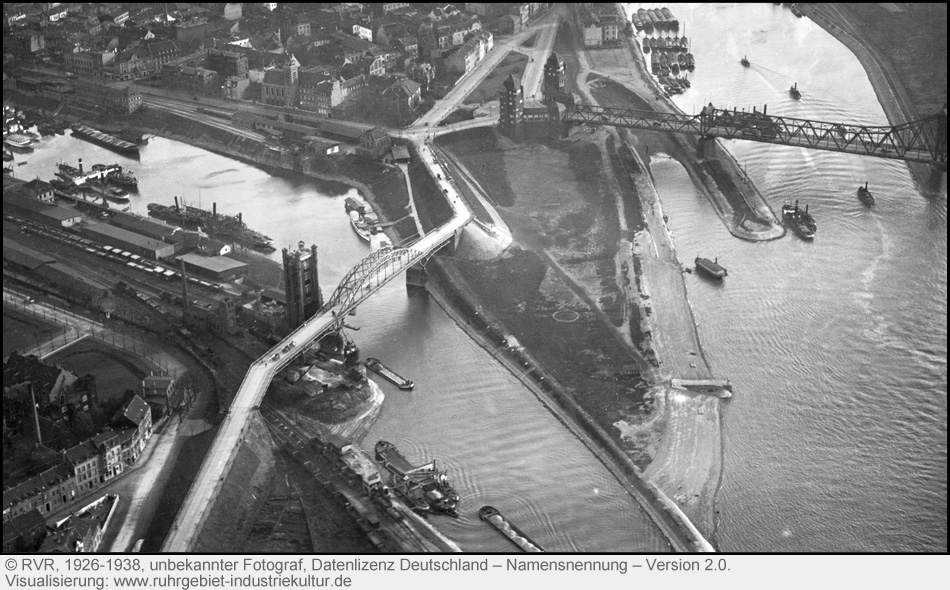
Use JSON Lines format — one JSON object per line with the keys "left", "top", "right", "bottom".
{"left": 406, "top": 263, "right": 428, "bottom": 295}
{"left": 696, "top": 135, "right": 713, "bottom": 160}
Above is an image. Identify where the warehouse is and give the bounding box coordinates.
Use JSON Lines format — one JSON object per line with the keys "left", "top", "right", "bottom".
{"left": 3, "top": 193, "right": 82, "bottom": 228}
{"left": 108, "top": 211, "right": 190, "bottom": 248}
{"left": 177, "top": 253, "right": 248, "bottom": 282}
{"left": 3, "top": 238, "right": 110, "bottom": 302}
{"left": 83, "top": 223, "right": 175, "bottom": 260}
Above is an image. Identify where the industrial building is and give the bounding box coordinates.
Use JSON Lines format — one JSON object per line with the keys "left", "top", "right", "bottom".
{"left": 3, "top": 238, "right": 111, "bottom": 303}
{"left": 83, "top": 223, "right": 175, "bottom": 260}
{"left": 283, "top": 242, "right": 322, "bottom": 329}
{"left": 3, "top": 193, "right": 82, "bottom": 227}
{"left": 108, "top": 211, "right": 192, "bottom": 251}
{"left": 177, "top": 253, "right": 247, "bottom": 282}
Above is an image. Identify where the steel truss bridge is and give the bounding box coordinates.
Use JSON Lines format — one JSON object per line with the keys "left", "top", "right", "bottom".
{"left": 563, "top": 104, "right": 947, "bottom": 169}
{"left": 163, "top": 141, "right": 473, "bottom": 552}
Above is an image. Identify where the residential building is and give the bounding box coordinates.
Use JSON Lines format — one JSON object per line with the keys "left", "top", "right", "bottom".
{"left": 112, "top": 395, "right": 152, "bottom": 466}
{"left": 358, "top": 127, "right": 392, "bottom": 160}
{"left": 382, "top": 79, "right": 421, "bottom": 123}
{"left": 207, "top": 48, "right": 248, "bottom": 78}
{"left": 64, "top": 441, "right": 101, "bottom": 494}
{"left": 74, "top": 78, "right": 141, "bottom": 113}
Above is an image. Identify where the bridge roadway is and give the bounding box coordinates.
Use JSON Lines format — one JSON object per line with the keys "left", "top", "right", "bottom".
{"left": 161, "top": 141, "right": 474, "bottom": 552}
{"left": 564, "top": 104, "right": 947, "bottom": 167}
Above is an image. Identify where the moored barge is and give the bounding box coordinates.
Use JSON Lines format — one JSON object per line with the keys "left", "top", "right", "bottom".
{"left": 71, "top": 125, "right": 140, "bottom": 157}
{"left": 695, "top": 257, "right": 728, "bottom": 279}
{"left": 365, "top": 358, "right": 414, "bottom": 390}
{"left": 375, "top": 440, "right": 459, "bottom": 517}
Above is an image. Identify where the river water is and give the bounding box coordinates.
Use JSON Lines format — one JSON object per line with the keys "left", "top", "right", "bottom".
{"left": 12, "top": 2, "right": 945, "bottom": 552}
{"left": 626, "top": 3, "right": 947, "bottom": 551}
{"left": 14, "top": 135, "right": 670, "bottom": 553}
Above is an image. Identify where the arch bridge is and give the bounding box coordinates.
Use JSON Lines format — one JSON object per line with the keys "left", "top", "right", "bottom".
{"left": 563, "top": 103, "right": 947, "bottom": 169}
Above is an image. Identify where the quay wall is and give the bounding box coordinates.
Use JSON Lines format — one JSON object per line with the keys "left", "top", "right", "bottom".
{"left": 427, "top": 259, "right": 714, "bottom": 552}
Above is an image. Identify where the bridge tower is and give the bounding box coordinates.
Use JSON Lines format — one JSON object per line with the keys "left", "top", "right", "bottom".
{"left": 498, "top": 73, "right": 525, "bottom": 141}
{"left": 283, "top": 241, "right": 322, "bottom": 329}
{"left": 543, "top": 52, "right": 566, "bottom": 96}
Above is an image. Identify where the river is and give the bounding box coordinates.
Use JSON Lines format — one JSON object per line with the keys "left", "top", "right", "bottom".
{"left": 13, "top": 134, "right": 671, "bottom": 553}
{"left": 626, "top": 3, "right": 947, "bottom": 551}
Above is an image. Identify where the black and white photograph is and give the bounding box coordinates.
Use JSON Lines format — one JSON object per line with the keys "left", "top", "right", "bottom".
{"left": 2, "top": 2, "right": 945, "bottom": 585}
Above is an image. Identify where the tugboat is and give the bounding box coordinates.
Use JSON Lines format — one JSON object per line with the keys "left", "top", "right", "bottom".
{"left": 107, "top": 167, "right": 138, "bottom": 189}
{"left": 789, "top": 82, "right": 802, "bottom": 99}
{"left": 375, "top": 441, "right": 459, "bottom": 517}
{"left": 857, "top": 182, "right": 874, "bottom": 207}
{"left": 741, "top": 55, "right": 750, "bottom": 67}
{"left": 782, "top": 200, "right": 816, "bottom": 239}
{"left": 695, "top": 256, "right": 728, "bottom": 279}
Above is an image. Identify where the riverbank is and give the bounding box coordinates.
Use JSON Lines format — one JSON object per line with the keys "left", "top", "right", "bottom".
{"left": 799, "top": 4, "right": 946, "bottom": 195}
{"left": 571, "top": 14, "right": 785, "bottom": 242}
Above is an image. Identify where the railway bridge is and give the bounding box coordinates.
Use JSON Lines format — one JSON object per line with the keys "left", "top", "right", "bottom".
{"left": 563, "top": 103, "right": 947, "bottom": 169}
{"left": 161, "top": 141, "right": 473, "bottom": 552}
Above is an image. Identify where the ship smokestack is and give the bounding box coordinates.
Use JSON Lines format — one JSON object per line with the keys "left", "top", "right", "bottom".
{"left": 78, "top": 158, "right": 83, "bottom": 175}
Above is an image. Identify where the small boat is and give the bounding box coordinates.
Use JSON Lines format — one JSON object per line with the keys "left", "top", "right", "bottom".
{"left": 741, "top": 55, "right": 750, "bottom": 67}
{"left": 789, "top": 82, "right": 802, "bottom": 99}
{"left": 695, "top": 257, "right": 728, "bottom": 279}
{"left": 479, "top": 506, "right": 545, "bottom": 553}
{"left": 350, "top": 210, "right": 379, "bottom": 242}
{"left": 857, "top": 182, "right": 874, "bottom": 207}
{"left": 365, "top": 357, "right": 414, "bottom": 390}
{"left": 782, "top": 200, "right": 816, "bottom": 239}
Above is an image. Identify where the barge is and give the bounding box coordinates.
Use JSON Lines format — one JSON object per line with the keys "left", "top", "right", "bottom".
{"left": 365, "top": 358, "right": 414, "bottom": 390}
{"left": 479, "top": 506, "right": 544, "bottom": 552}
{"left": 375, "top": 440, "right": 459, "bottom": 517}
{"left": 71, "top": 125, "right": 140, "bottom": 157}
{"left": 695, "top": 257, "right": 727, "bottom": 279}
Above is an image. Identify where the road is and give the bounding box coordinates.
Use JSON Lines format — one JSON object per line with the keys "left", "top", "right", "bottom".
{"left": 161, "top": 138, "right": 474, "bottom": 552}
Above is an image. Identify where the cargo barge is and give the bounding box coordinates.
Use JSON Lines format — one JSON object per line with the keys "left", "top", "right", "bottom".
{"left": 71, "top": 125, "right": 140, "bottom": 157}
{"left": 375, "top": 440, "right": 459, "bottom": 517}
{"left": 365, "top": 358, "right": 414, "bottom": 390}
{"left": 479, "top": 506, "right": 544, "bottom": 553}
{"left": 695, "top": 257, "right": 727, "bottom": 279}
